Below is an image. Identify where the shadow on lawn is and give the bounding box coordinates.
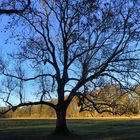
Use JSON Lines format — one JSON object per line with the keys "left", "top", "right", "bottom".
{"left": 45, "top": 133, "right": 85, "bottom": 140}
{"left": 1, "top": 132, "right": 140, "bottom": 140}
{"left": 0, "top": 132, "right": 86, "bottom": 140}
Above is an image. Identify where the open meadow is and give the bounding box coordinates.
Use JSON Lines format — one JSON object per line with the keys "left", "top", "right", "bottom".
{"left": 0, "top": 118, "right": 140, "bottom": 140}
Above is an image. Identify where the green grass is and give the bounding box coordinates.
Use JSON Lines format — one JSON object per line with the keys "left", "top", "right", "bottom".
{"left": 0, "top": 118, "right": 140, "bottom": 140}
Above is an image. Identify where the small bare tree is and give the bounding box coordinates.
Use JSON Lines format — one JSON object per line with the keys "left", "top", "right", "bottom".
{"left": 0, "top": 0, "right": 140, "bottom": 134}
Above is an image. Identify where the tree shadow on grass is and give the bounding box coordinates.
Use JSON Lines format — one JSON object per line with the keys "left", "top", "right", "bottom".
{"left": 44, "top": 132, "right": 85, "bottom": 140}
{"left": 0, "top": 131, "right": 86, "bottom": 140}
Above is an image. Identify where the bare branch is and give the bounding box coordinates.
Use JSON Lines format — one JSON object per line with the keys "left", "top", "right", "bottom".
{"left": 0, "top": 0, "right": 31, "bottom": 15}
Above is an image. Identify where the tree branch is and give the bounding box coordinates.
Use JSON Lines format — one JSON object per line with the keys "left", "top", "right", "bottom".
{"left": 0, "top": 0, "right": 31, "bottom": 15}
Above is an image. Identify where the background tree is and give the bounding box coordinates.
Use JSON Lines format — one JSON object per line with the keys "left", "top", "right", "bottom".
{"left": 0, "top": 0, "right": 140, "bottom": 134}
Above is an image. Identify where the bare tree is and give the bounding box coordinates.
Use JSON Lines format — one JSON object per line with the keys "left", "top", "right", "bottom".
{"left": 0, "top": 0, "right": 140, "bottom": 134}
{"left": 0, "top": 0, "right": 30, "bottom": 14}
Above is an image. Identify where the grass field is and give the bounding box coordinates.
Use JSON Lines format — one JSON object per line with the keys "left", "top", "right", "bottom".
{"left": 0, "top": 118, "right": 140, "bottom": 140}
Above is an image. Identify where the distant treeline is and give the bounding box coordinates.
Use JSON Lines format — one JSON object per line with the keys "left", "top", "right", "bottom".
{"left": 1, "top": 84, "right": 140, "bottom": 118}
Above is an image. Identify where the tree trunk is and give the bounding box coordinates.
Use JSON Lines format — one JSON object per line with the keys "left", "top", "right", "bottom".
{"left": 55, "top": 106, "right": 69, "bottom": 134}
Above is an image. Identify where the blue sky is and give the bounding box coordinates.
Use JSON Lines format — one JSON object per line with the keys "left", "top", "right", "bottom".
{"left": 0, "top": 0, "right": 140, "bottom": 107}
{"left": 0, "top": 15, "right": 36, "bottom": 106}
{"left": 0, "top": 16, "right": 15, "bottom": 106}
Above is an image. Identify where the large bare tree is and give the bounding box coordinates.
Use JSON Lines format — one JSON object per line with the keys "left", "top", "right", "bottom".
{"left": 0, "top": 0, "right": 140, "bottom": 134}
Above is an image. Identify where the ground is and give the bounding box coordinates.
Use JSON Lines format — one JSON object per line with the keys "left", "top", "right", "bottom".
{"left": 0, "top": 118, "right": 140, "bottom": 140}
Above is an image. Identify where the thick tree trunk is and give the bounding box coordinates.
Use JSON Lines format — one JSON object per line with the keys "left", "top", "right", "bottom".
{"left": 55, "top": 106, "right": 69, "bottom": 134}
